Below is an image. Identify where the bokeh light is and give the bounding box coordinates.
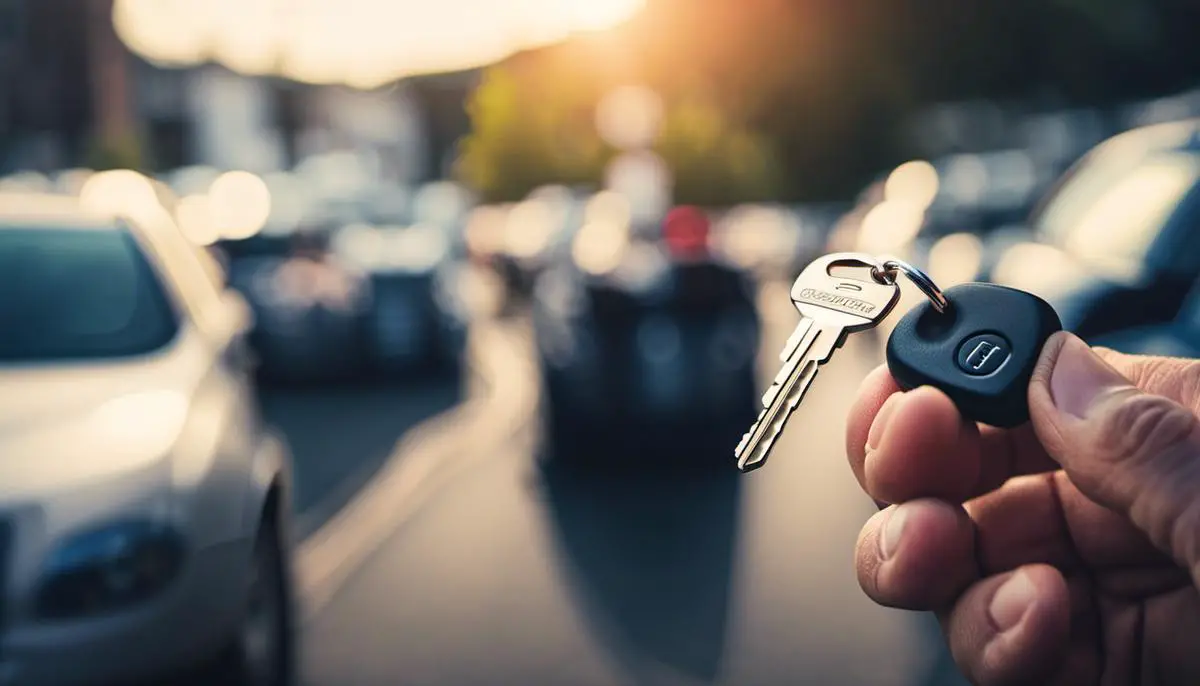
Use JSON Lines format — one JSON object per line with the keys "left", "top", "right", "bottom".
{"left": 596, "top": 86, "right": 664, "bottom": 150}
{"left": 884, "top": 160, "right": 940, "bottom": 208}
{"left": 504, "top": 199, "right": 558, "bottom": 259}
{"left": 79, "top": 169, "right": 162, "bottom": 221}
{"left": 855, "top": 200, "right": 926, "bottom": 255}
{"left": 112, "top": 0, "right": 647, "bottom": 87}
{"left": 175, "top": 194, "right": 220, "bottom": 246}
{"left": 572, "top": 219, "right": 629, "bottom": 275}
{"left": 583, "top": 190, "right": 632, "bottom": 229}
{"left": 208, "top": 171, "right": 272, "bottom": 240}
{"left": 464, "top": 206, "right": 509, "bottom": 258}
{"left": 926, "top": 232, "right": 983, "bottom": 288}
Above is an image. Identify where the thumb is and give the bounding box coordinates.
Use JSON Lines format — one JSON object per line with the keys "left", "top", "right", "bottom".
{"left": 1030, "top": 333, "right": 1200, "bottom": 579}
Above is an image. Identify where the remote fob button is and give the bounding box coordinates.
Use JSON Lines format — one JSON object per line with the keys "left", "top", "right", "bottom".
{"left": 956, "top": 333, "right": 1011, "bottom": 376}
{"left": 886, "top": 283, "right": 1062, "bottom": 428}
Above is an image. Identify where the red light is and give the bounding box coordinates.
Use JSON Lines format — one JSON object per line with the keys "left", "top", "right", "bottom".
{"left": 663, "top": 206, "right": 710, "bottom": 258}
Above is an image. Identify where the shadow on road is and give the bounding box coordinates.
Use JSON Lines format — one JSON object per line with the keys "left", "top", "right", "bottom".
{"left": 537, "top": 457, "right": 743, "bottom": 684}
{"left": 258, "top": 377, "right": 464, "bottom": 539}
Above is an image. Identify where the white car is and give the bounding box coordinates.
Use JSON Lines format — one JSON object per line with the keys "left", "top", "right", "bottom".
{"left": 0, "top": 195, "right": 296, "bottom": 685}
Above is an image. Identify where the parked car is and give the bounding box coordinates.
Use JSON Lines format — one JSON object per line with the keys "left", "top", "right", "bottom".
{"left": 1091, "top": 278, "right": 1200, "bottom": 357}
{"left": 989, "top": 119, "right": 1200, "bottom": 339}
{"left": 533, "top": 206, "right": 760, "bottom": 463}
{"left": 0, "top": 194, "right": 296, "bottom": 686}
{"left": 225, "top": 228, "right": 371, "bottom": 385}
{"left": 330, "top": 222, "right": 469, "bottom": 381}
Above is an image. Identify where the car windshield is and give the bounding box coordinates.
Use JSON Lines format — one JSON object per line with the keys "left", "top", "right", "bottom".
{"left": 1034, "top": 151, "right": 1200, "bottom": 281}
{"left": 0, "top": 226, "right": 178, "bottom": 362}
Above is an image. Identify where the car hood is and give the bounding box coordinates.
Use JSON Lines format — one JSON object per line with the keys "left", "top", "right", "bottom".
{"left": 0, "top": 336, "right": 203, "bottom": 497}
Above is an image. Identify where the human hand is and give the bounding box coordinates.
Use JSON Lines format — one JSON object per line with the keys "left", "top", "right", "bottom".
{"left": 846, "top": 332, "right": 1200, "bottom": 685}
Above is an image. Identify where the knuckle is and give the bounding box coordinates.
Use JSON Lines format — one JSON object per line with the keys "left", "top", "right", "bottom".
{"left": 1096, "top": 392, "right": 1198, "bottom": 471}
{"left": 1097, "top": 392, "right": 1200, "bottom": 561}
{"left": 854, "top": 521, "right": 884, "bottom": 597}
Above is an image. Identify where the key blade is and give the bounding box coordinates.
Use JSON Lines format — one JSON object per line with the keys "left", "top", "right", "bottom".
{"left": 736, "top": 358, "right": 819, "bottom": 472}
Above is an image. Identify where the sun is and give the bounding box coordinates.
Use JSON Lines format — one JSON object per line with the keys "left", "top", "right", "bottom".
{"left": 565, "top": 0, "right": 646, "bottom": 32}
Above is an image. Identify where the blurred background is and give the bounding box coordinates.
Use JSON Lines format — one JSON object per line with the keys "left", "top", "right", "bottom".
{"left": 3, "top": 1, "right": 1200, "bottom": 685}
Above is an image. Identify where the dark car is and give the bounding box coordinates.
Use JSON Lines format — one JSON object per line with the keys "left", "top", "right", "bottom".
{"left": 989, "top": 119, "right": 1200, "bottom": 340}
{"left": 221, "top": 229, "right": 371, "bottom": 385}
{"left": 1091, "top": 278, "right": 1200, "bottom": 357}
{"left": 533, "top": 206, "right": 761, "bottom": 463}
{"left": 329, "top": 222, "right": 469, "bottom": 382}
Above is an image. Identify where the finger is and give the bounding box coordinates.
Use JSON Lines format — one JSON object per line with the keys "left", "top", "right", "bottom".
{"left": 1093, "top": 346, "right": 1200, "bottom": 412}
{"left": 847, "top": 367, "right": 1057, "bottom": 505}
{"left": 966, "top": 471, "right": 1170, "bottom": 577}
{"left": 859, "top": 384, "right": 982, "bottom": 504}
{"left": 846, "top": 364, "right": 901, "bottom": 490}
{"left": 942, "top": 565, "right": 1071, "bottom": 686}
{"left": 1029, "top": 333, "right": 1200, "bottom": 574}
{"left": 855, "top": 499, "right": 978, "bottom": 611}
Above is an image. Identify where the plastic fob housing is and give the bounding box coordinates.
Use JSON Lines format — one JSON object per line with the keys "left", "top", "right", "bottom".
{"left": 886, "top": 283, "right": 1063, "bottom": 428}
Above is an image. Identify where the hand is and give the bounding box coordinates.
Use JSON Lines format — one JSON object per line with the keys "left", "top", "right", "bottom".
{"left": 846, "top": 332, "right": 1200, "bottom": 685}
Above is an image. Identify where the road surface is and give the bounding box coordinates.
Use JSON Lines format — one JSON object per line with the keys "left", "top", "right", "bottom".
{"left": 289, "top": 280, "right": 968, "bottom": 686}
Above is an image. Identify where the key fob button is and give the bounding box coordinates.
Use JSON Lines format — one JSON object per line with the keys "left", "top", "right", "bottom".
{"left": 886, "top": 283, "right": 1062, "bottom": 428}
{"left": 956, "top": 333, "right": 1011, "bottom": 376}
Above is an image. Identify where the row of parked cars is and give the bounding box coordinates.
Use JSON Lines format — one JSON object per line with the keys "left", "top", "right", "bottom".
{"left": 519, "top": 115, "right": 1200, "bottom": 467}
{"left": 216, "top": 224, "right": 470, "bottom": 389}
{"left": 933, "top": 119, "right": 1200, "bottom": 352}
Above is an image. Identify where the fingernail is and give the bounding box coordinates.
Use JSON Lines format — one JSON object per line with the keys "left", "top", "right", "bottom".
{"left": 880, "top": 505, "right": 908, "bottom": 560}
{"left": 1050, "top": 336, "right": 1131, "bottom": 419}
{"left": 868, "top": 393, "right": 902, "bottom": 451}
{"left": 989, "top": 570, "right": 1036, "bottom": 632}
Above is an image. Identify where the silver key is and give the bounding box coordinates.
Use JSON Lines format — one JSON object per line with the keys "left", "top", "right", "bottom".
{"left": 735, "top": 253, "right": 901, "bottom": 472}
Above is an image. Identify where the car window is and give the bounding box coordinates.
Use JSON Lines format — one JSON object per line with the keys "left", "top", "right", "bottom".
{"left": 1034, "top": 151, "right": 1200, "bottom": 281}
{"left": 0, "top": 227, "right": 178, "bottom": 362}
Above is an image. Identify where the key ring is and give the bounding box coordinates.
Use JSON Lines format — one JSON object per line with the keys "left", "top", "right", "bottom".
{"left": 870, "top": 258, "right": 950, "bottom": 314}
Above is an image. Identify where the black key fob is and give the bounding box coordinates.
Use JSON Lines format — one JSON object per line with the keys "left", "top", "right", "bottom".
{"left": 886, "top": 283, "right": 1063, "bottom": 428}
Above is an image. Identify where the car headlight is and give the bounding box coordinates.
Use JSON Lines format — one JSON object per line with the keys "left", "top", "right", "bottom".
{"left": 35, "top": 521, "right": 186, "bottom": 621}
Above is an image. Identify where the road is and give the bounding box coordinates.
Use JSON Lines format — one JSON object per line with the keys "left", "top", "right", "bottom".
{"left": 259, "top": 380, "right": 464, "bottom": 539}
{"left": 278, "top": 279, "right": 968, "bottom": 686}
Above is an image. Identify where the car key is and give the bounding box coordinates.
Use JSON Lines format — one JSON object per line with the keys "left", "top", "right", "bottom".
{"left": 735, "top": 253, "right": 902, "bottom": 472}
{"left": 886, "top": 281, "right": 1062, "bottom": 428}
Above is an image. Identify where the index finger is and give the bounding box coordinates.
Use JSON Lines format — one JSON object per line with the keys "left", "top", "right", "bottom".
{"left": 846, "top": 365, "right": 1058, "bottom": 505}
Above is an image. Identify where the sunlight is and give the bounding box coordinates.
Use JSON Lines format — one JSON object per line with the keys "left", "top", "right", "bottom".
{"left": 563, "top": 0, "right": 645, "bottom": 31}
{"left": 113, "top": 0, "right": 647, "bottom": 87}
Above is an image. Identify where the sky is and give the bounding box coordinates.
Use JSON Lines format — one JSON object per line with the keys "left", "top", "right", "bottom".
{"left": 112, "top": 0, "right": 647, "bottom": 88}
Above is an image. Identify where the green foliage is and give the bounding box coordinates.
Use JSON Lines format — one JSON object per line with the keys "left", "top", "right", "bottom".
{"left": 655, "top": 98, "right": 784, "bottom": 205}
{"left": 456, "top": 0, "right": 1200, "bottom": 204}
{"left": 454, "top": 67, "right": 608, "bottom": 202}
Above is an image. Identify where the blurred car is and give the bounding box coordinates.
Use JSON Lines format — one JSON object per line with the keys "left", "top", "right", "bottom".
{"left": 0, "top": 195, "right": 295, "bottom": 686}
{"left": 224, "top": 228, "right": 371, "bottom": 385}
{"left": 989, "top": 119, "right": 1200, "bottom": 339}
{"left": 1091, "top": 278, "right": 1200, "bottom": 357}
{"left": 533, "top": 206, "right": 761, "bottom": 463}
{"left": 330, "top": 222, "right": 470, "bottom": 381}
{"left": 491, "top": 190, "right": 584, "bottom": 312}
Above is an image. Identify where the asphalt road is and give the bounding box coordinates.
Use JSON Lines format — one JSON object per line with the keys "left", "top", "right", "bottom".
{"left": 258, "top": 379, "right": 465, "bottom": 540}
{"left": 289, "top": 280, "right": 970, "bottom": 686}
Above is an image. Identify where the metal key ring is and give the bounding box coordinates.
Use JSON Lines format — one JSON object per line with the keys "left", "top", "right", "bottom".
{"left": 870, "top": 258, "right": 950, "bottom": 314}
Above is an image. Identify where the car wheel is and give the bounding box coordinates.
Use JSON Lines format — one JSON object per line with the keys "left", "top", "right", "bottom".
{"left": 210, "top": 518, "right": 295, "bottom": 686}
